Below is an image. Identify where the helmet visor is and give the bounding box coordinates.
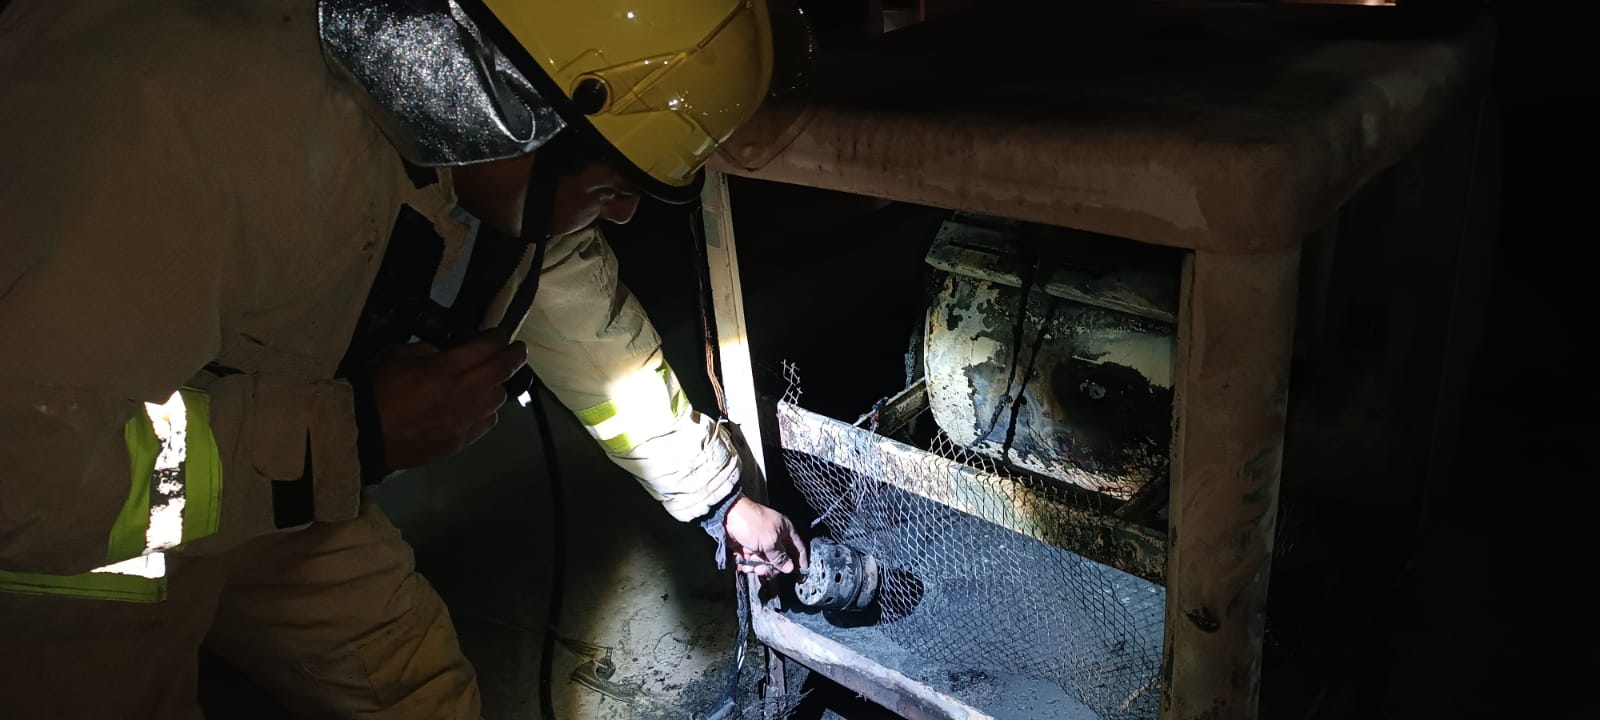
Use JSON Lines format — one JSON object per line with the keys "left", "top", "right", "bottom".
{"left": 552, "top": 0, "right": 779, "bottom": 193}
{"left": 473, "top": 0, "right": 816, "bottom": 202}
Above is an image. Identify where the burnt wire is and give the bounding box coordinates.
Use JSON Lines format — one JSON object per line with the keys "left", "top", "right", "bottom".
{"left": 689, "top": 205, "right": 730, "bottom": 419}
{"left": 999, "top": 295, "right": 1059, "bottom": 463}
{"left": 967, "top": 246, "right": 1044, "bottom": 455}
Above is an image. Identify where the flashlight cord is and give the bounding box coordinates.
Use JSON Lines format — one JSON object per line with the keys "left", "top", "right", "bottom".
{"left": 530, "top": 380, "right": 566, "bottom": 720}
{"left": 468, "top": 149, "right": 566, "bottom": 720}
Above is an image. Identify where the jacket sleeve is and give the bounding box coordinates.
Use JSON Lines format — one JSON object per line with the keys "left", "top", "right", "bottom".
{"left": 513, "top": 226, "right": 741, "bottom": 522}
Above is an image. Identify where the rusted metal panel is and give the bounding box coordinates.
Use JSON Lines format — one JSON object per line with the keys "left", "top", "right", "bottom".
{"left": 924, "top": 215, "right": 1180, "bottom": 324}
{"left": 778, "top": 400, "right": 1168, "bottom": 583}
{"left": 749, "top": 590, "right": 996, "bottom": 720}
{"left": 853, "top": 377, "right": 929, "bottom": 436}
{"left": 925, "top": 274, "right": 1175, "bottom": 501}
{"left": 921, "top": 217, "right": 1179, "bottom": 502}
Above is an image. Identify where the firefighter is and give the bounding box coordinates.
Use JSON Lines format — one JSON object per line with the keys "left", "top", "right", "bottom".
{"left": 0, "top": 0, "right": 806, "bottom": 717}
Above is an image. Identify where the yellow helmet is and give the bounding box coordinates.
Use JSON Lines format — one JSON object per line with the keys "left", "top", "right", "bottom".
{"left": 463, "top": 0, "right": 781, "bottom": 201}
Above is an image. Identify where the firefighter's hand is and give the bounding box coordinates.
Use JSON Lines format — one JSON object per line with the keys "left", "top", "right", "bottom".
{"left": 369, "top": 330, "right": 528, "bottom": 471}
{"left": 725, "top": 496, "right": 808, "bottom": 578}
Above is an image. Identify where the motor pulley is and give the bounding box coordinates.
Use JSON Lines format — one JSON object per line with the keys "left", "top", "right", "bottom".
{"left": 793, "top": 537, "right": 880, "bottom": 612}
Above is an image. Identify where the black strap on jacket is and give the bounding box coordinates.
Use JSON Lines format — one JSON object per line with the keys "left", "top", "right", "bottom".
{"left": 338, "top": 139, "right": 578, "bottom": 482}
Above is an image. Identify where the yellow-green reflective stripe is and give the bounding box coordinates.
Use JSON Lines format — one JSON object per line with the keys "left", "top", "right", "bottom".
{"left": 179, "top": 388, "right": 222, "bottom": 544}
{"left": 110, "top": 409, "right": 160, "bottom": 563}
{"left": 599, "top": 433, "right": 636, "bottom": 455}
{"left": 0, "top": 569, "right": 166, "bottom": 603}
{"left": 575, "top": 363, "right": 688, "bottom": 454}
{"left": 574, "top": 362, "right": 677, "bottom": 429}
{"left": 585, "top": 390, "right": 690, "bottom": 455}
{"left": 0, "top": 387, "right": 221, "bottom": 604}
{"left": 574, "top": 399, "right": 617, "bottom": 427}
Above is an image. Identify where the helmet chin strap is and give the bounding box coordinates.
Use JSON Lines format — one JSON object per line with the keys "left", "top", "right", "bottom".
{"left": 440, "top": 140, "right": 564, "bottom": 342}
{"left": 425, "top": 133, "right": 571, "bottom": 401}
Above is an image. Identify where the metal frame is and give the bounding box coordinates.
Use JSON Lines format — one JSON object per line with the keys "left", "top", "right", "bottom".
{"left": 777, "top": 398, "right": 1169, "bottom": 584}
{"left": 700, "top": 171, "right": 1296, "bottom": 719}
{"left": 695, "top": 6, "right": 1494, "bottom": 716}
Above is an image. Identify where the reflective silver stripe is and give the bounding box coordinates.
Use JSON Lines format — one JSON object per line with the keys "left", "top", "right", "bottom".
{"left": 91, "top": 553, "right": 166, "bottom": 580}
{"left": 142, "top": 389, "right": 188, "bottom": 553}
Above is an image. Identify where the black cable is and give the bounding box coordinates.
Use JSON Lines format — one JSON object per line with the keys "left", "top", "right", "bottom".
{"left": 530, "top": 381, "right": 566, "bottom": 720}
{"left": 488, "top": 144, "right": 570, "bottom": 720}
{"left": 999, "top": 295, "right": 1058, "bottom": 463}
{"left": 688, "top": 201, "right": 730, "bottom": 418}
{"left": 967, "top": 248, "right": 1043, "bottom": 454}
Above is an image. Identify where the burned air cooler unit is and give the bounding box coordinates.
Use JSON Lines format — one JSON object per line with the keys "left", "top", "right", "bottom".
{"left": 923, "top": 214, "right": 1177, "bottom": 511}
{"left": 773, "top": 212, "right": 1181, "bottom": 720}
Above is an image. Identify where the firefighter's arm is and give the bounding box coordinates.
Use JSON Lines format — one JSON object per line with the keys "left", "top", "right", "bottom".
{"left": 514, "top": 225, "right": 739, "bottom": 520}
{"left": 512, "top": 225, "right": 805, "bottom": 572}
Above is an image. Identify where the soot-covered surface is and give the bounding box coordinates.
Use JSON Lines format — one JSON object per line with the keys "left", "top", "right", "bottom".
{"left": 781, "top": 604, "right": 1098, "bottom": 720}
{"left": 771, "top": 471, "right": 1166, "bottom": 720}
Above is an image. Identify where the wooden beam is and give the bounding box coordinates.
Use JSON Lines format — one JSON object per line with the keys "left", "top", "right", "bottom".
{"left": 1161, "top": 248, "right": 1300, "bottom": 720}
{"left": 700, "top": 171, "right": 768, "bottom": 493}
{"left": 702, "top": 172, "right": 795, "bottom": 710}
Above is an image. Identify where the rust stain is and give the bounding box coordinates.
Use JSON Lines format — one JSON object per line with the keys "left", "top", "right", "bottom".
{"left": 1161, "top": 640, "right": 1175, "bottom": 710}
{"left": 1197, "top": 699, "right": 1228, "bottom": 720}
{"left": 1239, "top": 447, "right": 1277, "bottom": 504}
{"left": 1185, "top": 606, "right": 1221, "bottom": 633}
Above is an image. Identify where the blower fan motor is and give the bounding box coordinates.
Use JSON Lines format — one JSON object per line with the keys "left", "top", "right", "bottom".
{"left": 793, "top": 537, "right": 880, "bottom": 612}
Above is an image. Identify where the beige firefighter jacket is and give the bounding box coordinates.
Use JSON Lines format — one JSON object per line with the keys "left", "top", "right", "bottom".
{"left": 0, "top": 0, "right": 739, "bottom": 578}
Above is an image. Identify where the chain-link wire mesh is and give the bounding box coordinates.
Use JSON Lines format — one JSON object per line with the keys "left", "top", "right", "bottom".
{"left": 776, "top": 363, "right": 1165, "bottom": 720}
